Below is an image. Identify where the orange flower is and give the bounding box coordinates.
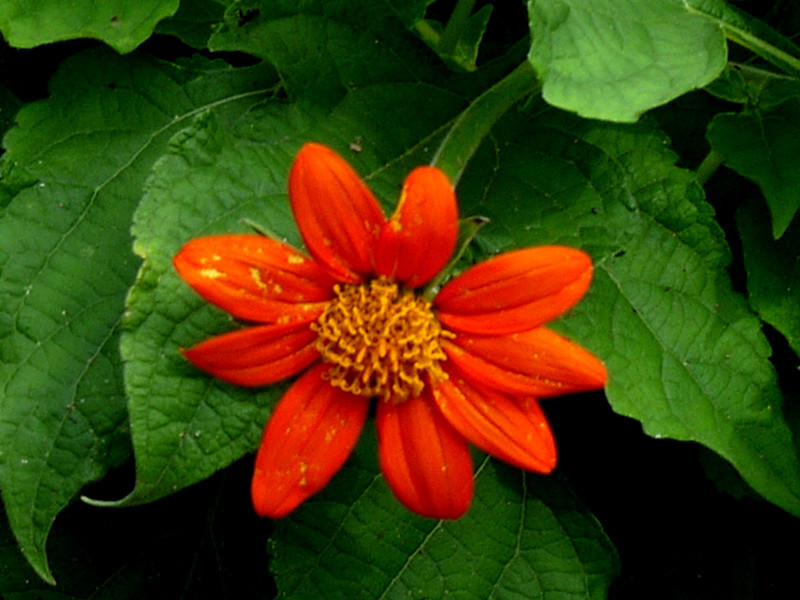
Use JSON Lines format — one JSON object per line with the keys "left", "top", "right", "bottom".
{"left": 173, "top": 143, "right": 607, "bottom": 519}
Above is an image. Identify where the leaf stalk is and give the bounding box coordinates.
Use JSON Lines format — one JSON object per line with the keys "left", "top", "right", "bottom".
{"left": 431, "top": 61, "right": 540, "bottom": 185}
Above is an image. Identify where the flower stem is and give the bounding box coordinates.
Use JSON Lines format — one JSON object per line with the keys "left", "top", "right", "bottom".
{"left": 431, "top": 60, "right": 540, "bottom": 185}
{"left": 696, "top": 150, "right": 725, "bottom": 187}
{"left": 240, "top": 217, "right": 280, "bottom": 238}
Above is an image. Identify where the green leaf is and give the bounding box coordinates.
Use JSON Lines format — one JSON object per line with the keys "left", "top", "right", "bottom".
{"left": 527, "top": 0, "right": 728, "bottom": 122}
{"left": 738, "top": 198, "right": 800, "bottom": 357}
{"left": 0, "top": 83, "right": 22, "bottom": 209}
{"left": 270, "top": 430, "right": 619, "bottom": 600}
{"left": 109, "top": 110, "right": 298, "bottom": 508}
{"left": 0, "top": 82, "right": 21, "bottom": 142}
{"left": 705, "top": 58, "right": 800, "bottom": 110}
{"left": 209, "top": 1, "right": 437, "bottom": 105}
{"left": 0, "top": 0, "right": 179, "bottom": 53}
{"left": 456, "top": 105, "right": 800, "bottom": 517}
{"left": 707, "top": 80, "right": 800, "bottom": 238}
{"left": 0, "top": 48, "right": 275, "bottom": 583}
{"left": 155, "top": 0, "right": 231, "bottom": 49}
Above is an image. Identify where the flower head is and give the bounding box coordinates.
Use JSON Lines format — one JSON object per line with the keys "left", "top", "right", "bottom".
{"left": 173, "top": 143, "right": 607, "bottom": 519}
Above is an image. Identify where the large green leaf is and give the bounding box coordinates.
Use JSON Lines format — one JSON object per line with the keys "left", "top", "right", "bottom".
{"left": 0, "top": 83, "right": 22, "bottom": 209}
{"left": 0, "top": 0, "right": 179, "bottom": 53}
{"left": 527, "top": 0, "right": 727, "bottom": 122}
{"left": 111, "top": 110, "right": 299, "bottom": 507}
{"left": 738, "top": 198, "right": 800, "bottom": 357}
{"left": 0, "top": 83, "right": 21, "bottom": 144}
{"left": 0, "top": 48, "right": 276, "bottom": 583}
{"left": 527, "top": 0, "right": 800, "bottom": 123}
{"left": 155, "top": 0, "right": 230, "bottom": 49}
{"left": 708, "top": 79, "right": 800, "bottom": 238}
{"left": 271, "top": 430, "right": 619, "bottom": 600}
{"left": 456, "top": 107, "right": 800, "bottom": 517}
{"left": 209, "top": 0, "right": 438, "bottom": 104}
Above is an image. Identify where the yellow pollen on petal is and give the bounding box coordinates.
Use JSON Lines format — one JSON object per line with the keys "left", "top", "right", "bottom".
{"left": 250, "top": 267, "right": 268, "bottom": 289}
{"left": 287, "top": 254, "right": 305, "bottom": 265}
{"left": 200, "top": 268, "right": 226, "bottom": 279}
{"left": 311, "top": 277, "right": 452, "bottom": 403}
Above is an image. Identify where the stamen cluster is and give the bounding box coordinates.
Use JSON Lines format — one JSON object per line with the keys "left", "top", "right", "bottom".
{"left": 311, "top": 277, "right": 451, "bottom": 402}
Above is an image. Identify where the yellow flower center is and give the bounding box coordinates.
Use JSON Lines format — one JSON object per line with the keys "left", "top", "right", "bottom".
{"left": 311, "top": 277, "right": 452, "bottom": 402}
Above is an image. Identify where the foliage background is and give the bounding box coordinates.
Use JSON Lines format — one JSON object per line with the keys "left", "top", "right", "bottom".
{"left": 1, "top": 0, "right": 799, "bottom": 598}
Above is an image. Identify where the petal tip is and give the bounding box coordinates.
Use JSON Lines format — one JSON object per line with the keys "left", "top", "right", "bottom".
{"left": 251, "top": 469, "right": 304, "bottom": 519}
{"left": 376, "top": 165, "right": 458, "bottom": 287}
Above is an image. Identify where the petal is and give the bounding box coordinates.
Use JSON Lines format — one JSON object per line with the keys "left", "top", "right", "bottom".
{"left": 251, "top": 363, "right": 369, "bottom": 518}
{"left": 174, "top": 235, "right": 335, "bottom": 324}
{"left": 376, "top": 392, "right": 473, "bottom": 519}
{"left": 375, "top": 166, "right": 458, "bottom": 288}
{"left": 182, "top": 322, "right": 320, "bottom": 387}
{"left": 433, "top": 371, "right": 556, "bottom": 473}
{"left": 443, "top": 327, "right": 608, "bottom": 397}
{"left": 435, "top": 247, "right": 593, "bottom": 335}
{"left": 289, "top": 143, "right": 385, "bottom": 282}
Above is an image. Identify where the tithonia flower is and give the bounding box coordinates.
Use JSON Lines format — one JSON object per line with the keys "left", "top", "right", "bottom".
{"left": 173, "top": 143, "right": 607, "bottom": 519}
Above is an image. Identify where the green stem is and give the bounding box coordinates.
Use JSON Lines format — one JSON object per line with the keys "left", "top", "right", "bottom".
{"left": 724, "top": 25, "right": 800, "bottom": 77}
{"left": 431, "top": 61, "right": 540, "bottom": 185}
{"left": 422, "top": 216, "right": 489, "bottom": 300}
{"left": 240, "top": 217, "right": 281, "bottom": 238}
{"left": 684, "top": 0, "right": 800, "bottom": 77}
{"left": 439, "top": 0, "right": 478, "bottom": 57}
{"left": 413, "top": 18, "right": 441, "bottom": 50}
{"left": 696, "top": 150, "right": 725, "bottom": 187}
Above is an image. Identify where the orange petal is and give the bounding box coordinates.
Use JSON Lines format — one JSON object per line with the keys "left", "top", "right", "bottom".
{"left": 433, "top": 371, "right": 556, "bottom": 473}
{"left": 375, "top": 166, "right": 458, "bottom": 288}
{"left": 182, "top": 322, "right": 320, "bottom": 386}
{"left": 435, "top": 247, "right": 593, "bottom": 334}
{"left": 289, "top": 143, "right": 385, "bottom": 282}
{"left": 251, "top": 364, "right": 369, "bottom": 518}
{"left": 174, "top": 235, "right": 335, "bottom": 324}
{"left": 443, "top": 327, "right": 607, "bottom": 397}
{"left": 376, "top": 392, "right": 473, "bottom": 519}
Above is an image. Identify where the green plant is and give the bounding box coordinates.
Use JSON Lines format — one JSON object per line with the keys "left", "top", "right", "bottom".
{"left": 1, "top": 0, "right": 799, "bottom": 597}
